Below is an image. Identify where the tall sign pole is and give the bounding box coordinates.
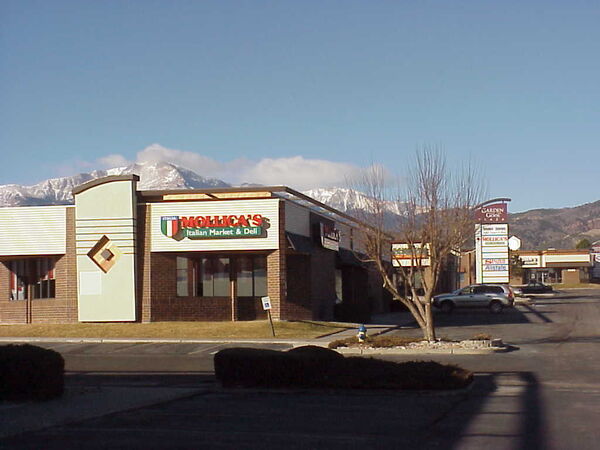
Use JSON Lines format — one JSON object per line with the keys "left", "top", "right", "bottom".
{"left": 474, "top": 198, "right": 511, "bottom": 284}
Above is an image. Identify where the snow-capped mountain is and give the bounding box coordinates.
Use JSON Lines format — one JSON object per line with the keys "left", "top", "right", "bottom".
{"left": 0, "top": 162, "right": 230, "bottom": 207}
{"left": 0, "top": 162, "right": 399, "bottom": 222}
{"left": 303, "top": 187, "right": 402, "bottom": 215}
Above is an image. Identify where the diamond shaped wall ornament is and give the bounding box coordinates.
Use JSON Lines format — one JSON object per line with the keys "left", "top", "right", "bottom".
{"left": 88, "top": 235, "right": 122, "bottom": 273}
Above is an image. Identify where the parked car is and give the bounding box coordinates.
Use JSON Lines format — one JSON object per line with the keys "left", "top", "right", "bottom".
{"left": 433, "top": 284, "right": 515, "bottom": 313}
{"left": 520, "top": 281, "right": 553, "bottom": 295}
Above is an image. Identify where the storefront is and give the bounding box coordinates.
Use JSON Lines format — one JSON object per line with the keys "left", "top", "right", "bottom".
{"left": 0, "top": 175, "right": 387, "bottom": 324}
{"left": 516, "top": 249, "right": 592, "bottom": 284}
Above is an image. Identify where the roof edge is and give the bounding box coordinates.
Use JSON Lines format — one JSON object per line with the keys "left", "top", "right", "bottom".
{"left": 72, "top": 175, "right": 140, "bottom": 196}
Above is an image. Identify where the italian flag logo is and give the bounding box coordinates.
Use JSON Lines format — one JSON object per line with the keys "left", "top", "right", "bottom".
{"left": 161, "top": 216, "right": 180, "bottom": 238}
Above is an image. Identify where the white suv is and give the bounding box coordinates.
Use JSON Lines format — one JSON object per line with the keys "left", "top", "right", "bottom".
{"left": 433, "top": 284, "right": 515, "bottom": 314}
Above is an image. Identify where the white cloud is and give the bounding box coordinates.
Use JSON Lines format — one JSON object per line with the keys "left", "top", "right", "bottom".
{"left": 98, "top": 154, "right": 131, "bottom": 168}
{"left": 242, "top": 156, "right": 362, "bottom": 190}
{"left": 136, "top": 143, "right": 223, "bottom": 173}
{"left": 88, "top": 143, "right": 366, "bottom": 190}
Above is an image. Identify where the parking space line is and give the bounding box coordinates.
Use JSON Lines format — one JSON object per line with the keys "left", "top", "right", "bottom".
{"left": 187, "top": 344, "right": 224, "bottom": 355}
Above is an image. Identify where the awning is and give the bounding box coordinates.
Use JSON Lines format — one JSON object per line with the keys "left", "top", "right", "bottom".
{"left": 286, "top": 232, "right": 314, "bottom": 254}
{"left": 337, "top": 248, "right": 365, "bottom": 267}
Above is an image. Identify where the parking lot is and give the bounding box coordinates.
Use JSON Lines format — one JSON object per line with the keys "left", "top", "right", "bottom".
{"left": 1, "top": 289, "right": 599, "bottom": 449}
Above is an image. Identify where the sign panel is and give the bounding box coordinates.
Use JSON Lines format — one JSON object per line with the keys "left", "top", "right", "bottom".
{"left": 391, "top": 243, "right": 431, "bottom": 267}
{"left": 150, "top": 199, "right": 280, "bottom": 252}
{"left": 160, "top": 214, "right": 266, "bottom": 240}
{"left": 520, "top": 255, "right": 541, "bottom": 267}
{"left": 320, "top": 222, "right": 340, "bottom": 251}
{"left": 508, "top": 236, "right": 521, "bottom": 251}
{"left": 474, "top": 203, "right": 508, "bottom": 224}
{"left": 475, "top": 222, "right": 509, "bottom": 283}
{"left": 261, "top": 296, "right": 272, "bottom": 310}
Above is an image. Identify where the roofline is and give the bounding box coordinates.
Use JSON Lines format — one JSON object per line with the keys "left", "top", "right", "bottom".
{"left": 139, "top": 184, "right": 392, "bottom": 238}
{"left": 138, "top": 185, "right": 289, "bottom": 197}
{"left": 474, "top": 197, "right": 512, "bottom": 210}
{"left": 72, "top": 175, "right": 140, "bottom": 195}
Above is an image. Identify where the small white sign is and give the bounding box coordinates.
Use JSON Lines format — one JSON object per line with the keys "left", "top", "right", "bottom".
{"left": 508, "top": 236, "right": 521, "bottom": 251}
{"left": 79, "top": 271, "right": 102, "bottom": 296}
{"left": 261, "top": 296, "right": 272, "bottom": 310}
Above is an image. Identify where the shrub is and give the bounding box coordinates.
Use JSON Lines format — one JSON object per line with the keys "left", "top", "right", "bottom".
{"left": 214, "top": 347, "right": 304, "bottom": 388}
{"left": 331, "top": 358, "right": 473, "bottom": 390}
{"left": 214, "top": 347, "right": 473, "bottom": 390}
{"left": 470, "top": 333, "right": 492, "bottom": 341}
{"left": 286, "top": 345, "right": 343, "bottom": 361}
{"left": 0, "top": 344, "right": 64, "bottom": 401}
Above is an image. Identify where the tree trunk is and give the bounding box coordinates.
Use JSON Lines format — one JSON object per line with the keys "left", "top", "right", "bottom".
{"left": 424, "top": 303, "right": 436, "bottom": 341}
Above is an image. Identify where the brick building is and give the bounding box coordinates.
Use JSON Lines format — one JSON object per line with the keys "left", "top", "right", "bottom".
{"left": 0, "top": 176, "right": 387, "bottom": 324}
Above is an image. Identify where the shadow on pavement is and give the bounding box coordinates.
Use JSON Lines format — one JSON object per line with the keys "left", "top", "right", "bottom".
{"left": 66, "top": 371, "right": 215, "bottom": 388}
{"left": 425, "top": 371, "right": 547, "bottom": 449}
{"left": 433, "top": 304, "right": 553, "bottom": 327}
{"left": 1, "top": 371, "right": 546, "bottom": 449}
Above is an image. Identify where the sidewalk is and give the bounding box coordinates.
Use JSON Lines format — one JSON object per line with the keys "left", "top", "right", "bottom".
{"left": 0, "top": 384, "right": 205, "bottom": 439}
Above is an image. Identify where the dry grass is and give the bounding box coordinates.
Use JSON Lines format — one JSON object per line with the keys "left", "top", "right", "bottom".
{"left": 470, "top": 333, "right": 492, "bottom": 341}
{"left": 0, "top": 321, "right": 347, "bottom": 340}
{"left": 329, "top": 335, "right": 424, "bottom": 349}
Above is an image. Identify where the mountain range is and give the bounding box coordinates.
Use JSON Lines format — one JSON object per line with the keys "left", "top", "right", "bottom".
{"left": 1, "top": 161, "right": 598, "bottom": 250}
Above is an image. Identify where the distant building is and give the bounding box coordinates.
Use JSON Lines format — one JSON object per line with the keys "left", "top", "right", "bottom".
{"left": 514, "top": 249, "right": 592, "bottom": 284}
{"left": 391, "top": 242, "right": 460, "bottom": 295}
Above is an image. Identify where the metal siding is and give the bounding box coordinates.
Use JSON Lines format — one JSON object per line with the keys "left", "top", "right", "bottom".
{"left": 284, "top": 201, "right": 310, "bottom": 237}
{"left": 338, "top": 222, "right": 352, "bottom": 250}
{"left": 0, "top": 206, "right": 67, "bottom": 255}
{"left": 75, "top": 220, "right": 136, "bottom": 255}
{"left": 150, "top": 199, "right": 281, "bottom": 252}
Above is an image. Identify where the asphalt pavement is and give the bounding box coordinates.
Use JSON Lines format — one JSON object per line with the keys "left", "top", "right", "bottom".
{"left": 1, "top": 289, "right": 599, "bottom": 449}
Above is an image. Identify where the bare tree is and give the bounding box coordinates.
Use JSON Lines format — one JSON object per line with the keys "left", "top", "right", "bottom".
{"left": 353, "top": 147, "right": 484, "bottom": 341}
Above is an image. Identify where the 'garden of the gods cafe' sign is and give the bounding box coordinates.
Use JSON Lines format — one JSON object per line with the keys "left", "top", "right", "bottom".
{"left": 474, "top": 203, "right": 508, "bottom": 223}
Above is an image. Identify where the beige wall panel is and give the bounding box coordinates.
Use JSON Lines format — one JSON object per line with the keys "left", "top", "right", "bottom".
{"left": 284, "top": 201, "right": 310, "bottom": 236}
{"left": 0, "top": 206, "right": 67, "bottom": 255}
{"left": 77, "top": 255, "right": 136, "bottom": 321}
{"left": 150, "top": 199, "right": 281, "bottom": 252}
{"left": 75, "top": 178, "right": 137, "bottom": 322}
{"left": 76, "top": 181, "right": 136, "bottom": 220}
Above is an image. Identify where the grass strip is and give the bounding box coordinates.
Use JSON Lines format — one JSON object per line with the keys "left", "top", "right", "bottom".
{"left": 0, "top": 320, "right": 347, "bottom": 340}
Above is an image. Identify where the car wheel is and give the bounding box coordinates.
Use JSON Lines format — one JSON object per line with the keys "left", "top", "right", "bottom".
{"left": 441, "top": 301, "right": 454, "bottom": 313}
{"left": 489, "top": 301, "right": 503, "bottom": 314}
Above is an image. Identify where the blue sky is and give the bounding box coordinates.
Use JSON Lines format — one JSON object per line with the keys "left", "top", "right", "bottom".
{"left": 1, "top": 1, "right": 599, "bottom": 212}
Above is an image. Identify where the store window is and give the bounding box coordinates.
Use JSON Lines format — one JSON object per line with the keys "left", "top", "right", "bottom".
{"left": 176, "top": 255, "right": 266, "bottom": 298}
{"left": 236, "top": 256, "right": 267, "bottom": 297}
{"left": 9, "top": 258, "right": 56, "bottom": 301}
{"left": 199, "top": 257, "right": 231, "bottom": 297}
{"left": 176, "top": 257, "right": 189, "bottom": 297}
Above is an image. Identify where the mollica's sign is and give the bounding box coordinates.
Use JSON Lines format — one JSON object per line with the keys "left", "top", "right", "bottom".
{"left": 161, "top": 214, "right": 267, "bottom": 240}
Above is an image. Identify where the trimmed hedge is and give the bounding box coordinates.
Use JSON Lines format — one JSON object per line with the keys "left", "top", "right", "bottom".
{"left": 0, "top": 344, "right": 65, "bottom": 401}
{"left": 214, "top": 346, "right": 472, "bottom": 390}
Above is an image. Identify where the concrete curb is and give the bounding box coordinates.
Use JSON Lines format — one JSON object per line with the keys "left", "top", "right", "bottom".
{"left": 336, "top": 346, "right": 508, "bottom": 355}
{"left": 0, "top": 337, "right": 318, "bottom": 346}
